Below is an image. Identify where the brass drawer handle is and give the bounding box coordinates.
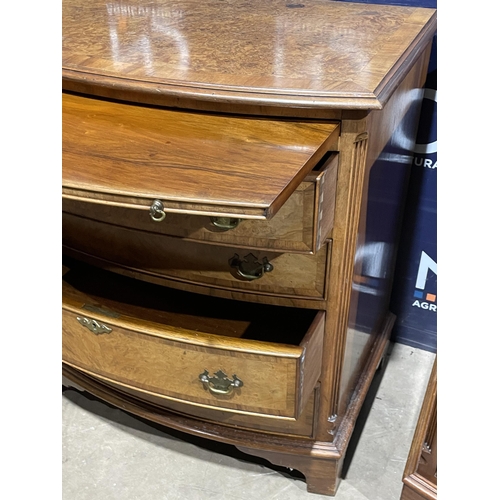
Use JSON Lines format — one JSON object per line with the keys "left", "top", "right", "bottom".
{"left": 199, "top": 370, "right": 243, "bottom": 395}
{"left": 210, "top": 217, "right": 241, "bottom": 231}
{"left": 229, "top": 253, "right": 273, "bottom": 280}
{"left": 76, "top": 316, "right": 112, "bottom": 335}
{"left": 149, "top": 199, "right": 166, "bottom": 222}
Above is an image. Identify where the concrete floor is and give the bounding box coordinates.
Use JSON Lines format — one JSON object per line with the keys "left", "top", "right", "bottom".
{"left": 62, "top": 342, "right": 435, "bottom": 500}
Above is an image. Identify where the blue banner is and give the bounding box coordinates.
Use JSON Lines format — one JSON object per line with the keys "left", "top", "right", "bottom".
{"left": 339, "top": 0, "right": 437, "bottom": 352}
{"left": 390, "top": 37, "right": 437, "bottom": 352}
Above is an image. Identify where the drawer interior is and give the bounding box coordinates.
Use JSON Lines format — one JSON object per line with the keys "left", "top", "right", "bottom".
{"left": 63, "top": 256, "right": 318, "bottom": 346}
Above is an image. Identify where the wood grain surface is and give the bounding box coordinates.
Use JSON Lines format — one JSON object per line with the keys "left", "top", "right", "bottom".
{"left": 63, "top": 93, "right": 339, "bottom": 218}
{"left": 61, "top": 1, "right": 437, "bottom": 493}
{"left": 62, "top": 212, "right": 331, "bottom": 300}
{"left": 102, "top": 381, "right": 319, "bottom": 436}
{"left": 62, "top": 0, "right": 436, "bottom": 109}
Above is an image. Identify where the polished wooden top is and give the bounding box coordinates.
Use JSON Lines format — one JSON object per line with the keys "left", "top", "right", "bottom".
{"left": 62, "top": 0, "right": 436, "bottom": 110}
{"left": 62, "top": 93, "right": 339, "bottom": 218}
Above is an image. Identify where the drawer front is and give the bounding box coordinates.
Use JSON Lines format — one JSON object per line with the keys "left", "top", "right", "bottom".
{"left": 62, "top": 307, "right": 324, "bottom": 418}
{"left": 112, "top": 382, "right": 318, "bottom": 437}
{"left": 62, "top": 213, "right": 330, "bottom": 300}
{"left": 62, "top": 153, "right": 338, "bottom": 254}
{"left": 65, "top": 367, "right": 317, "bottom": 437}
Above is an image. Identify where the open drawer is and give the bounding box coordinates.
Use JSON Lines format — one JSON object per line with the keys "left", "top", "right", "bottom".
{"left": 62, "top": 258, "right": 324, "bottom": 419}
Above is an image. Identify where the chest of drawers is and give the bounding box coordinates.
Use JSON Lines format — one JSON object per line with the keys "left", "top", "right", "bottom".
{"left": 62, "top": 0, "right": 437, "bottom": 495}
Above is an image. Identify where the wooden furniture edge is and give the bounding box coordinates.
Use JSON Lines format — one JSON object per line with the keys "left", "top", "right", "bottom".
{"left": 61, "top": 11, "right": 436, "bottom": 113}
{"left": 402, "top": 475, "right": 437, "bottom": 500}
{"left": 332, "top": 313, "right": 394, "bottom": 452}
{"left": 401, "top": 358, "right": 437, "bottom": 499}
{"left": 375, "top": 11, "right": 437, "bottom": 108}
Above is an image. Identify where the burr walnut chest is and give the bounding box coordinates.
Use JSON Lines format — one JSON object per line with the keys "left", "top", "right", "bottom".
{"left": 62, "top": 0, "right": 437, "bottom": 495}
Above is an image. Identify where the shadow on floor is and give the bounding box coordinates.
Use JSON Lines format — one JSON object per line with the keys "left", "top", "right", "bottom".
{"left": 63, "top": 387, "right": 305, "bottom": 482}
{"left": 340, "top": 342, "right": 393, "bottom": 479}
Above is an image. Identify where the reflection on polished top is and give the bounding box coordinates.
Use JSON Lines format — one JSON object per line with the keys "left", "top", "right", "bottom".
{"left": 62, "top": 0, "right": 436, "bottom": 109}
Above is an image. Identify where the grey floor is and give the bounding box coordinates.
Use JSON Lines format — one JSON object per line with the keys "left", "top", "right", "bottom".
{"left": 62, "top": 342, "right": 435, "bottom": 500}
